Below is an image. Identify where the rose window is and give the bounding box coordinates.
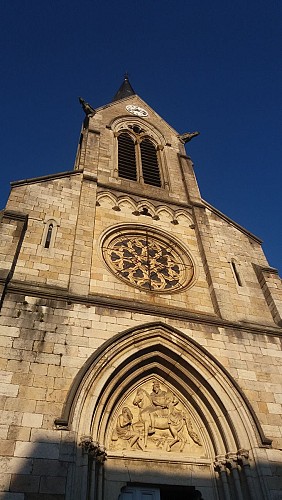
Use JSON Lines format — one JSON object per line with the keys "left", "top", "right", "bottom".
{"left": 102, "top": 228, "right": 194, "bottom": 293}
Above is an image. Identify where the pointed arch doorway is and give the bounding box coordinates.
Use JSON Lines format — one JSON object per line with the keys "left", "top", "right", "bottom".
{"left": 56, "top": 322, "right": 270, "bottom": 500}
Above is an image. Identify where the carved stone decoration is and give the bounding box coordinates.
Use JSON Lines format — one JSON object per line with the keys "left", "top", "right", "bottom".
{"left": 80, "top": 436, "right": 107, "bottom": 463}
{"left": 102, "top": 227, "right": 194, "bottom": 293}
{"left": 109, "top": 381, "right": 203, "bottom": 455}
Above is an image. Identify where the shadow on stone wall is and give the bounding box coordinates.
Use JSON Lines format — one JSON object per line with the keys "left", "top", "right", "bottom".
{"left": 1, "top": 435, "right": 75, "bottom": 500}
{"left": 1, "top": 437, "right": 282, "bottom": 499}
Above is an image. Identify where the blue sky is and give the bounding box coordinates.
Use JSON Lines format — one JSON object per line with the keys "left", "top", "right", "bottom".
{"left": 1, "top": 0, "right": 281, "bottom": 274}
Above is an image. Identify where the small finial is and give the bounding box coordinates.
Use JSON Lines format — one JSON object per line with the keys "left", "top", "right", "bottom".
{"left": 124, "top": 71, "right": 129, "bottom": 80}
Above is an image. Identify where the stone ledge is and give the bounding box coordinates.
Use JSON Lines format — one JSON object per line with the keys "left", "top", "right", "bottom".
{"left": 10, "top": 170, "right": 83, "bottom": 187}
{"left": 6, "top": 280, "right": 282, "bottom": 337}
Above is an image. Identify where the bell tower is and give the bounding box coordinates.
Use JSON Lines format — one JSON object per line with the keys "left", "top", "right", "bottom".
{"left": 0, "top": 77, "right": 281, "bottom": 500}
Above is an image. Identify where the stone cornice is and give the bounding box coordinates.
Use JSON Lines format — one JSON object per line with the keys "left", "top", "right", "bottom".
{"left": 4, "top": 280, "right": 281, "bottom": 336}
{"left": 1, "top": 210, "right": 28, "bottom": 222}
{"left": 10, "top": 169, "right": 83, "bottom": 187}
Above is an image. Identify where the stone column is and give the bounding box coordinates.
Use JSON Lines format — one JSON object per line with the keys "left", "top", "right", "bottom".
{"left": 214, "top": 455, "right": 231, "bottom": 500}
{"left": 80, "top": 436, "right": 107, "bottom": 500}
{"left": 236, "top": 449, "right": 259, "bottom": 500}
{"left": 225, "top": 452, "right": 244, "bottom": 500}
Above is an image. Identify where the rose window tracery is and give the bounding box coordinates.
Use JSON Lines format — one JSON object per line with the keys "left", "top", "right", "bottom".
{"left": 102, "top": 228, "right": 194, "bottom": 292}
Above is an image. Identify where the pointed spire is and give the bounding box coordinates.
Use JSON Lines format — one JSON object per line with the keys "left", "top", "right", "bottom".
{"left": 112, "top": 73, "right": 136, "bottom": 102}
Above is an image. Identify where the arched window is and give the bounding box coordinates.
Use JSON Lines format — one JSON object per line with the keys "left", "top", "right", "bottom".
{"left": 44, "top": 223, "right": 54, "bottom": 248}
{"left": 117, "top": 131, "right": 162, "bottom": 187}
{"left": 118, "top": 133, "right": 137, "bottom": 181}
{"left": 231, "top": 259, "right": 243, "bottom": 286}
{"left": 41, "top": 218, "right": 59, "bottom": 251}
{"left": 140, "top": 139, "right": 161, "bottom": 187}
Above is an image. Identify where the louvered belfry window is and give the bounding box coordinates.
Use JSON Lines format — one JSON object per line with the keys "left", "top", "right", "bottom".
{"left": 140, "top": 139, "right": 161, "bottom": 187}
{"left": 117, "top": 131, "right": 162, "bottom": 187}
{"left": 118, "top": 133, "right": 137, "bottom": 181}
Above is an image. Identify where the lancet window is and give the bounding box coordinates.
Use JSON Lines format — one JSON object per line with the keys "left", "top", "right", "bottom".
{"left": 117, "top": 130, "right": 162, "bottom": 187}
{"left": 41, "top": 218, "right": 59, "bottom": 250}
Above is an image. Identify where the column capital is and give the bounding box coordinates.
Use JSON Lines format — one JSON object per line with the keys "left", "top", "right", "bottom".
{"left": 80, "top": 435, "right": 107, "bottom": 463}
{"left": 225, "top": 452, "right": 238, "bottom": 470}
{"left": 214, "top": 455, "right": 228, "bottom": 473}
{"left": 236, "top": 449, "right": 250, "bottom": 467}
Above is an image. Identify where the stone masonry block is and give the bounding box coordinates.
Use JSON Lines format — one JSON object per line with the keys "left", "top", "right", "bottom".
{"left": 32, "top": 459, "right": 68, "bottom": 477}
{"left": 22, "top": 413, "right": 43, "bottom": 428}
{"left": 0, "top": 424, "right": 8, "bottom": 439}
{"left": 5, "top": 397, "right": 36, "bottom": 413}
{"left": 0, "top": 457, "right": 32, "bottom": 475}
{"left": 39, "top": 476, "right": 66, "bottom": 495}
{"left": 6, "top": 360, "right": 30, "bottom": 373}
{"left": 0, "top": 383, "right": 19, "bottom": 397}
{"left": 10, "top": 474, "right": 40, "bottom": 493}
{"left": 30, "top": 429, "right": 61, "bottom": 444}
{"left": 14, "top": 441, "right": 60, "bottom": 460}
{"left": 8, "top": 426, "right": 31, "bottom": 442}
{"left": 0, "top": 326, "right": 20, "bottom": 338}
{"left": 0, "top": 493, "right": 24, "bottom": 500}
{"left": 0, "top": 471, "right": 11, "bottom": 490}
{"left": 0, "top": 440, "right": 15, "bottom": 456}
{"left": 0, "top": 410, "right": 22, "bottom": 426}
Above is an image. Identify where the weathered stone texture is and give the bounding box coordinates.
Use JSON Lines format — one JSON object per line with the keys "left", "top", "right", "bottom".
{"left": 0, "top": 92, "right": 281, "bottom": 499}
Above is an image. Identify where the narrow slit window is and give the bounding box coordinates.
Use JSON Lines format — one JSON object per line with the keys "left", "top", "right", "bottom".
{"left": 118, "top": 133, "right": 137, "bottom": 181}
{"left": 231, "top": 260, "right": 242, "bottom": 286}
{"left": 44, "top": 223, "right": 53, "bottom": 249}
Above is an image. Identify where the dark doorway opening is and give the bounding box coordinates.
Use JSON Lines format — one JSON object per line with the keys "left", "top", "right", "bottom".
{"left": 160, "top": 484, "right": 201, "bottom": 500}
{"left": 127, "top": 483, "right": 202, "bottom": 500}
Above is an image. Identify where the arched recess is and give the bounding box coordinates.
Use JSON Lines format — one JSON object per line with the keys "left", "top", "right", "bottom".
{"left": 55, "top": 322, "right": 270, "bottom": 456}
{"left": 110, "top": 117, "right": 170, "bottom": 189}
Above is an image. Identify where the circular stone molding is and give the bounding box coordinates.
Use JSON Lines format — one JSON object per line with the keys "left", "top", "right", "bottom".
{"left": 125, "top": 105, "right": 148, "bottom": 117}
{"left": 101, "top": 225, "right": 195, "bottom": 293}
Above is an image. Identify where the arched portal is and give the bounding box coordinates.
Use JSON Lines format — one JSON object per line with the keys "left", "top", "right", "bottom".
{"left": 56, "top": 322, "right": 270, "bottom": 500}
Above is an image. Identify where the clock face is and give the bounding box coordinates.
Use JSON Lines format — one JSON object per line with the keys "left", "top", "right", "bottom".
{"left": 102, "top": 227, "right": 194, "bottom": 293}
{"left": 126, "top": 105, "right": 148, "bottom": 117}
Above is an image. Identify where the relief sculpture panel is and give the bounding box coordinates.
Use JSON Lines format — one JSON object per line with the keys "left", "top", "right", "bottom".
{"left": 109, "top": 381, "right": 203, "bottom": 455}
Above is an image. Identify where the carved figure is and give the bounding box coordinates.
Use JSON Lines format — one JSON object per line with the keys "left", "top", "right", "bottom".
{"left": 79, "top": 97, "right": 96, "bottom": 117}
{"left": 178, "top": 131, "right": 200, "bottom": 144}
{"left": 112, "top": 407, "right": 142, "bottom": 450}
{"left": 133, "top": 382, "right": 202, "bottom": 451}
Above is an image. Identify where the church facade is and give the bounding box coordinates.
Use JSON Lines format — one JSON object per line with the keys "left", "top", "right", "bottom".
{"left": 0, "top": 78, "right": 281, "bottom": 500}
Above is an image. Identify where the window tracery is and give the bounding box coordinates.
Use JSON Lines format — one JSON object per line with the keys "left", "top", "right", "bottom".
{"left": 102, "top": 226, "right": 195, "bottom": 293}
{"left": 117, "top": 126, "right": 162, "bottom": 187}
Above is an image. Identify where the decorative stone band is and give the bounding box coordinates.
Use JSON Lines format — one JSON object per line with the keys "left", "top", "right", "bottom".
{"left": 79, "top": 436, "right": 107, "bottom": 463}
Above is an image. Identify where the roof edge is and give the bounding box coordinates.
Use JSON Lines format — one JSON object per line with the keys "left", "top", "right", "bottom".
{"left": 10, "top": 169, "right": 83, "bottom": 188}
{"left": 201, "top": 199, "right": 263, "bottom": 244}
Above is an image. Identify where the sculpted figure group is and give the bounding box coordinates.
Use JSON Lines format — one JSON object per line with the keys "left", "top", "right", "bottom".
{"left": 111, "top": 381, "right": 202, "bottom": 452}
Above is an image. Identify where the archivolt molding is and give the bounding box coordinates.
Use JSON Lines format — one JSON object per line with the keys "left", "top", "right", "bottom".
{"left": 109, "top": 116, "right": 166, "bottom": 147}
{"left": 55, "top": 322, "right": 271, "bottom": 458}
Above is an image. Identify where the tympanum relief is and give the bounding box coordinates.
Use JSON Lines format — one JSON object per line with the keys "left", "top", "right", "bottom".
{"left": 110, "top": 381, "right": 203, "bottom": 455}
